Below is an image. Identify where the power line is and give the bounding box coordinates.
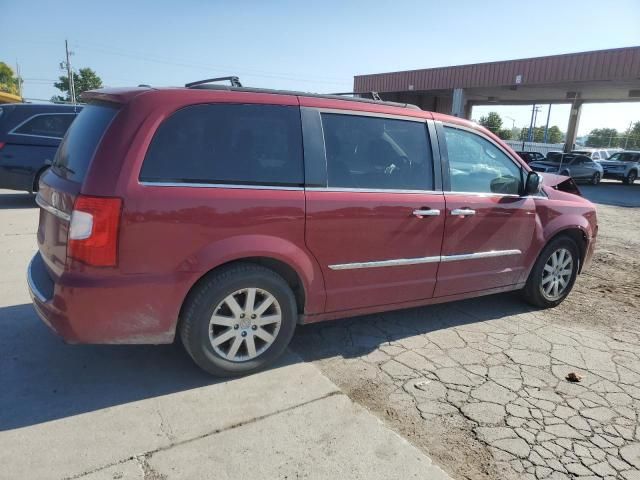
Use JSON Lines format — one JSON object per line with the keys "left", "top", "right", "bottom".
{"left": 70, "top": 41, "right": 351, "bottom": 87}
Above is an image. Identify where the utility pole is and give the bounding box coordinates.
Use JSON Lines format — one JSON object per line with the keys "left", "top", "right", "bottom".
{"left": 624, "top": 121, "right": 633, "bottom": 150}
{"left": 543, "top": 104, "right": 552, "bottom": 143}
{"left": 64, "top": 39, "right": 76, "bottom": 104}
{"left": 15, "top": 61, "right": 22, "bottom": 99}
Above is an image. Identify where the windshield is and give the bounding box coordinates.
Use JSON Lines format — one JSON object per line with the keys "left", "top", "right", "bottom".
{"left": 545, "top": 153, "right": 574, "bottom": 163}
{"left": 607, "top": 152, "right": 640, "bottom": 162}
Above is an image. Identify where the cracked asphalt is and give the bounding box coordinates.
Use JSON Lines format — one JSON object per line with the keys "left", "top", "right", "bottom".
{"left": 293, "top": 183, "right": 640, "bottom": 480}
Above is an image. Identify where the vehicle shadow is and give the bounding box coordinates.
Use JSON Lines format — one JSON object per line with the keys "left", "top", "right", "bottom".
{"left": 580, "top": 181, "right": 640, "bottom": 208}
{"left": 0, "top": 192, "right": 37, "bottom": 210}
{"left": 2, "top": 293, "right": 532, "bottom": 431}
{"left": 291, "top": 291, "right": 532, "bottom": 362}
{"left": 0, "top": 303, "right": 296, "bottom": 431}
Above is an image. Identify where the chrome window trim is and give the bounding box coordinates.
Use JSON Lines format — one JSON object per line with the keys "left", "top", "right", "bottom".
{"left": 316, "top": 107, "right": 427, "bottom": 123}
{"left": 35, "top": 193, "right": 71, "bottom": 221}
{"left": 329, "top": 249, "right": 522, "bottom": 270}
{"left": 9, "top": 112, "right": 77, "bottom": 140}
{"left": 27, "top": 256, "right": 48, "bottom": 303}
{"left": 305, "top": 187, "right": 442, "bottom": 195}
{"left": 139, "top": 181, "right": 304, "bottom": 191}
{"left": 445, "top": 190, "right": 521, "bottom": 198}
{"left": 329, "top": 256, "right": 441, "bottom": 270}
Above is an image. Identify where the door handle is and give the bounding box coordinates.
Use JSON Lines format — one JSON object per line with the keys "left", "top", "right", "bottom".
{"left": 413, "top": 209, "right": 440, "bottom": 217}
{"left": 451, "top": 208, "right": 476, "bottom": 216}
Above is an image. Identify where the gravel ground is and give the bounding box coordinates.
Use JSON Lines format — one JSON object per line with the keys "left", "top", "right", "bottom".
{"left": 292, "top": 187, "right": 640, "bottom": 480}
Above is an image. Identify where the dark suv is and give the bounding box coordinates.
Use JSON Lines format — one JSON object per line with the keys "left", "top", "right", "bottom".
{"left": 0, "top": 103, "right": 81, "bottom": 193}
{"left": 28, "top": 82, "right": 597, "bottom": 376}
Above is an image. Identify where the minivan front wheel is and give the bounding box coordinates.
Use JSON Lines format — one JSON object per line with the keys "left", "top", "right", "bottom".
{"left": 522, "top": 237, "right": 579, "bottom": 308}
{"left": 180, "top": 263, "right": 297, "bottom": 376}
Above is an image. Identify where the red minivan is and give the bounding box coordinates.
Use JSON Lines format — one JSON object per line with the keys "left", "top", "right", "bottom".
{"left": 28, "top": 81, "right": 597, "bottom": 375}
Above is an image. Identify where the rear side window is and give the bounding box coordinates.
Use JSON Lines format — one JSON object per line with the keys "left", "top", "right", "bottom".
{"left": 321, "top": 113, "right": 433, "bottom": 190}
{"left": 13, "top": 113, "right": 75, "bottom": 139}
{"left": 140, "top": 104, "right": 303, "bottom": 187}
{"left": 52, "top": 104, "right": 118, "bottom": 182}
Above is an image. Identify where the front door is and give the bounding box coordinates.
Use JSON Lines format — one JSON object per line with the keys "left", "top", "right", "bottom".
{"left": 304, "top": 110, "right": 445, "bottom": 313}
{"left": 435, "top": 124, "right": 536, "bottom": 297}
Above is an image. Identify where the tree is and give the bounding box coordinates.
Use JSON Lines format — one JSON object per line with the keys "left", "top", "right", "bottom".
{"left": 546, "top": 126, "right": 564, "bottom": 143}
{"left": 586, "top": 128, "right": 620, "bottom": 148}
{"left": 497, "top": 128, "right": 512, "bottom": 140}
{"left": 622, "top": 121, "right": 640, "bottom": 150}
{"left": 519, "top": 125, "right": 563, "bottom": 143}
{"left": 0, "top": 62, "right": 21, "bottom": 96}
{"left": 52, "top": 67, "right": 103, "bottom": 102}
{"left": 478, "top": 112, "right": 503, "bottom": 134}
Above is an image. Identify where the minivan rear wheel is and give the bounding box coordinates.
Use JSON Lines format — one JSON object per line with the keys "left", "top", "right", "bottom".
{"left": 179, "top": 263, "right": 297, "bottom": 376}
{"left": 522, "top": 236, "right": 579, "bottom": 308}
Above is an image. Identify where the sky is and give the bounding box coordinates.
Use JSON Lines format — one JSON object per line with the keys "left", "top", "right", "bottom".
{"left": 1, "top": 0, "right": 639, "bottom": 136}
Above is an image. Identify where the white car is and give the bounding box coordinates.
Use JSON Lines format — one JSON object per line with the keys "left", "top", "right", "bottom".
{"left": 571, "top": 148, "right": 611, "bottom": 162}
{"left": 600, "top": 151, "right": 640, "bottom": 184}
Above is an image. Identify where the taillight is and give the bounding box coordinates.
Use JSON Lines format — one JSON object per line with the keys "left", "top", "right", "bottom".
{"left": 0, "top": 142, "right": 5, "bottom": 150}
{"left": 68, "top": 195, "right": 122, "bottom": 267}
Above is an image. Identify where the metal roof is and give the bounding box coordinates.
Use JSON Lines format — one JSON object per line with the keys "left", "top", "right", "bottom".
{"left": 354, "top": 46, "right": 640, "bottom": 93}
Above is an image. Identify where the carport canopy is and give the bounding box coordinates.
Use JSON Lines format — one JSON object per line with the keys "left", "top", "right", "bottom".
{"left": 354, "top": 46, "right": 640, "bottom": 150}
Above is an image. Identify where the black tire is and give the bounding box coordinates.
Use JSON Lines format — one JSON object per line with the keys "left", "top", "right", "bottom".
{"left": 560, "top": 170, "right": 570, "bottom": 177}
{"left": 624, "top": 170, "right": 637, "bottom": 185}
{"left": 522, "top": 236, "right": 580, "bottom": 308}
{"left": 179, "top": 263, "right": 297, "bottom": 376}
{"left": 591, "top": 172, "right": 600, "bottom": 185}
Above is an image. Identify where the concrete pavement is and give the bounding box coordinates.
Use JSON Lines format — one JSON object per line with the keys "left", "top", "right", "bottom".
{"left": 0, "top": 190, "right": 450, "bottom": 479}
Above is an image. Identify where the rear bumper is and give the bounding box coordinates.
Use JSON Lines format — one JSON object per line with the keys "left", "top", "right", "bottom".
{"left": 27, "top": 252, "right": 188, "bottom": 344}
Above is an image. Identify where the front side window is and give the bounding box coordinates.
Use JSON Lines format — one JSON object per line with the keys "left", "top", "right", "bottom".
{"left": 140, "top": 104, "right": 303, "bottom": 186}
{"left": 444, "top": 126, "right": 522, "bottom": 195}
{"left": 321, "top": 113, "right": 433, "bottom": 190}
{"left": 13, "top": 113, "right": 75, "bottom": 138}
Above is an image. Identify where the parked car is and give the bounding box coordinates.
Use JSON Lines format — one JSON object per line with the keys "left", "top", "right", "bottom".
{"left": 27, "top": 82, "right": 597, "bottom": 376}
{"left": 599, "top": 151, "right": 640, "bottom": 184}
{"left": 515, "top": 151, "right": 546, "bottom": 164}
{"left": 571, "top": 148, "right": 610, "bottom": 162}
{"left": 530, "top": 153, "right": 604, "bottom": 184}
{"left": 0, "top": 103, "right": 81, "bottom": 193}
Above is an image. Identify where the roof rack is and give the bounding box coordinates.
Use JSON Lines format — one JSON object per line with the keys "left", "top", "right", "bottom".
{"left": 331, "top": 91, "right": 383, "bottom": 101}
{"left": 185, "top": 76, "right": 243, "bottom": 88}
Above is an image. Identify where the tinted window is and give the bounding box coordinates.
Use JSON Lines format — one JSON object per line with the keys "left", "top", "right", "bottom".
{"left": 321, "top": 113, "right": 432, "bottom": 190}
{"left": 13, "top": 113, "right": 75, "bottom": 138}
{"left": 444, "top": 126, "right": 522, "bottom": 195}
{"left": 52, "top": 104, "right": 118, "bottom": 182}
{"left": 140, "top": 104, "right": 303, "bottom": 186}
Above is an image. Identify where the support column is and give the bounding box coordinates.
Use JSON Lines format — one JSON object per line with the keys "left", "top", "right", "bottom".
{"left": 564, "top": 101, "right": 583, "bottom": 152}
{"left": 451, "top": 88, "right": 467, "bottom": 118}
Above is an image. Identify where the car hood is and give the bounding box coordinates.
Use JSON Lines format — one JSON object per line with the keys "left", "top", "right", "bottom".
{"left": 538, "top": 172, "right": 570, "bottom": 187}
{"left": 530, "top": 161, "right": 560, "bottom": 169}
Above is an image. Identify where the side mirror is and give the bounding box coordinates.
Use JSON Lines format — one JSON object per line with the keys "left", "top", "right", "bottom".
{"left": 524, "top": 171, "right": 542, "bottom": 196}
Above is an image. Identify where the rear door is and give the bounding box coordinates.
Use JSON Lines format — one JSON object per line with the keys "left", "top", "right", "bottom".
{"left": 36, "top": 104, "right": 118, "bottom": 277}
{"left": 435, "top": 123, "right": 536, "bottom": 297}
{"left": 303, "top": 108, "right": 445, "bottom": 312}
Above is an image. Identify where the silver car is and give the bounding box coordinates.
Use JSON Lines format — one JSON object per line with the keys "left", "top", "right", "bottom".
{"left": 599, "top": 151, "right": 639, "bottom": 184}
{"left": 530, "top": 153, "right": 604, "bottom": 185}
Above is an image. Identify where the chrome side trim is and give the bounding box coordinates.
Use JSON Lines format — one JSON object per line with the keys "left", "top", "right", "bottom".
{"left": 139, "top": 181, "right": 304, "bottom": 191}
{"left": 441, "top": 249, "right": 521, "bottom": 262}
{"left": 328, "top": 256, "right": 441, "bottom": 270}
{"left": 27, "top": 256, "right": 48, "bottom": 303}
{"left": 445, "top": 191, "right": 521, "bottom": 198}
{"left": 328, "top": 249, "right": 522, "bottom": 270}
{"left": 35, "top": 193, "right": 71, "bottom": 221}
{"left": 305, "top": 187, "right": 442, "bottom": 194}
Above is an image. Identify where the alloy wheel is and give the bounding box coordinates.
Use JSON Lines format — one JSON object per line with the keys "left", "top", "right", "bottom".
{"left": 592, "top": 172, "right": 600, "bottom": 185}
{"left": 628, "top": 171, "right": 637, "bottom": 184}
{"left": 208, "top": 287, "right": 282, "bottom": 362}
{"left": 540, "top": 248, "right": 573, "bottom": 301}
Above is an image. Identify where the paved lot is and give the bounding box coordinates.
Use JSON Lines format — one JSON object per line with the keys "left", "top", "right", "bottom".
{"left": 293, "top": 181, "right": 640, "bottom": 479}
{"left": 0, "top": 190, "right": 449, "bottom": 480}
